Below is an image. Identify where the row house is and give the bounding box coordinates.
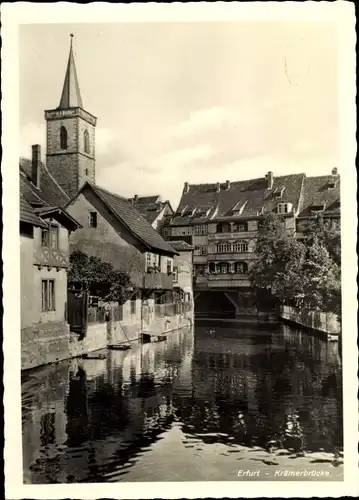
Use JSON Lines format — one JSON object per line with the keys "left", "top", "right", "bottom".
{"left": 20, "top": 145, "right": 81, "bottom": 368}
{"left": 162, "top": 170, "right": 340, "bottom": 317}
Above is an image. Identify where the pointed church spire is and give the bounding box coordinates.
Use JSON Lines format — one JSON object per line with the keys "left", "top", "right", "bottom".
{"left": 58, "top": 34, "right": 83, "bottom": 109}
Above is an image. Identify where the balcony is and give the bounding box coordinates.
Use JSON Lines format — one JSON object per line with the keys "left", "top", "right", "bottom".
{"left": 207, "top": 252, "right": 256, "bottom": 261}
{"left": 143, "top": 272, "right": 173, "bottom": 290}
{"left": 194, "top": 274, "right": 251, "bottom": 289}
{"left": 34, "top": 246, "right": 69, "bottom": 269}
{"left": 208, "top": 231, "right": 258, "bottom": 240}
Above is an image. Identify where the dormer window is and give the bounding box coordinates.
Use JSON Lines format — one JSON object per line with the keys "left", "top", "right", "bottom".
{"left": 274, "top": 187, "right": 285, "bottom": 198}
{"left": 311, "top": 203, "right": 326, "bottom": 213}
{"left": 232, "top": 200, "right": 248, "bottom": 216}
{"left": 328, "top": 179, "right": 337, "bottom": 190}
{"left": 277, "top": 202, "right": 292, "bottom": 215}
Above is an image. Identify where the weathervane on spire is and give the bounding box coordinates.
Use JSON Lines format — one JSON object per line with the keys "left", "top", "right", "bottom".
{"left": 70, "top": 33, "right": 74, "bottom": 48}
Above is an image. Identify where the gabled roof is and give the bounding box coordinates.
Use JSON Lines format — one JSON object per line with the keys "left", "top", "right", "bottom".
{"left": 169, "top": 174, "right": 305, "bottom": 225}
{"left": 20, "top": 195, "right": 48, "bottom": 228}
{"left": 169, "top": 240, "right": 195, "bottom": 251}
{"left": 58, "top": 36, "right": 83, "bottom": 109}
{"left": 298, "top": 175, "right": 340, "bottom": 217}
{"left": 127, "top": 195, "right": 174, "bottom": 225}
{"left": 68, "top": 182, "right": 178, "bottom": 256}
{"left": 19, "top": 157, "right": 81, "bottom": 230}
{"left": 20, "top": 158, "right": 70, "bottom": 208}
{"left": 34, "top": 206, "right": 82, "bottom": 231}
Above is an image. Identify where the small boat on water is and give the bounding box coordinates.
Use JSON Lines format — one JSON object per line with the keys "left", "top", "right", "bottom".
{"left": 80, "top": 353, "right": 107, "bottom": 360}
{"left": 141, "top": 332, "right": 167, "bottom": 343}
{"left": 107, "top": 343, "right": 132, "bottom": 351}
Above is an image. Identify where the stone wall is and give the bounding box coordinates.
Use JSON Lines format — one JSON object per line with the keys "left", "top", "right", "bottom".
{"left": 21, "top": 301, "right": 194, "bottom": 371}
{"left": 280, "top": 305, "right": 341, "bottom": 335}
{"left": 21, "top": 321, "right": 71, "bottom": 371}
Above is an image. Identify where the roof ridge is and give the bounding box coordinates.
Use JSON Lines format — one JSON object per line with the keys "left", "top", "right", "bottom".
{"left": 93, "top": 183, "right": 129, "bottom": 202}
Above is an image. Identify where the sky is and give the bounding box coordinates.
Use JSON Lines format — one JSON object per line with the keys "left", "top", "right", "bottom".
{"left": 19, "top": 22, "right": 338, "bottom": 208}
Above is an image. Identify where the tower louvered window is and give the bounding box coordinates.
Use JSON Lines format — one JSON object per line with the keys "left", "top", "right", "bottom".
{"left": 60, "top": 126, "right": 68, "bottom": 150}
{"left": 84, "top": 129, "right": 90, "bottom": 154}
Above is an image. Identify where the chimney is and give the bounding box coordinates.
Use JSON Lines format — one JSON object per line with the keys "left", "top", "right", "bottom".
{"left": 184, "top": 182, "right": 189, "bottom": 194}
{"left": 265, "top": 171, "right": 274, "bottom": 189}
{"left": 225, "top": 180, "right": 231, "bottom": 190}
{"left": 216, "top": 182, "right": 221, "bottom": 193}
{"left": 134, "top": 194, "right": 138, "bottom": 203}
{"left": 331, "top": 167, "right": 338, "bottom": 176}
{"left": 31, "top": 145, "right": 41, "bottom": 188}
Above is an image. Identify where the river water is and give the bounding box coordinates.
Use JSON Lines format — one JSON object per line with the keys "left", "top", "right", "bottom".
{"left": 22, "top": 322, "right": 343, "bottom": 483}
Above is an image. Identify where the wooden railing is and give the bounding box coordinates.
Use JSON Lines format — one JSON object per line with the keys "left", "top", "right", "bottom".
{"left": 143, "top": 272, "right": 174, "bottom": 290}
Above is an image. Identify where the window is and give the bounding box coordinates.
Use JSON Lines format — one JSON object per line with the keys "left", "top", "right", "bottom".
{"left": 89, "top": 212, "right": 97, "bottom": 228}
{"left": 84, "top": 129, "right": 90, "bottom": 154}
{"left": 130, "top": 300, "right": 136, "bottom": 315}
{"left": 85, "top": 168, "right": 89, "bottom": 176}
{"left": 173, "top": 266, "right": 178, "bottom": 283}
{"left": 277, "top": 203, "right": 291, "bottom": 215}
{"left": 233, "top": 222, "right": 247, "bottom": 232}
{"left": 236, "top": 262, "right": 248, "bottom": 274}
{"left": 208, "top": 262, "right": 216, "bottom": 274}
{"left": 167, "top": 259, "right": 172, "bottom": 274}
{"left": 163, "top": 227, "right": 170, "bottom": 237}
{"left": 194, "top": 245, "right": 207, "bottom": 256}
{"left": 233, "top": 241, "right": 248, "bottom": 253}
{"left": 146, "top": 252, "right": 152, "bottom": 269}
{"left": 220, "top": 263, "right": 228, "bottom": 274}
{"left": 216, "top": 242, "right": 232, "bottom": 253}
{"left": 194, "top": 225, "right": 207, "bottom": 235}
{"left": 41, "top": 280, "right": 55, "bottom": 311}
{"left": 60, "top": 126, "right": 68, "bottom": 150}
{"left": 41, "top": 225, "right": 58, "bottom": 249}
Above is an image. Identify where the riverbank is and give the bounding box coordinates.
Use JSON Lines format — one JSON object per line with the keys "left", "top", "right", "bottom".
{"left": 280, "top": 305, "right": 341, "bottom": 339}
{"left": 21, "top": 308, "right": 193, "bottom": 371}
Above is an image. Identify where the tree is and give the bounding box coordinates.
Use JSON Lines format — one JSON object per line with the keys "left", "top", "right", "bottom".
{"left": 68, "top": 250, "right": 133, "bottom": 303}
{"left": 250, "top": 213, "right": 307, "bottom": 307}
{"left": 250, "top": 213, "right": 341, "bottom": 316}
{"left": 303, "top": 215, "right": 341, "bottom": 265}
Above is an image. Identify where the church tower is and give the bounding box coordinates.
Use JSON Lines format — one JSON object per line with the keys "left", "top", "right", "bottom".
{"left": 45, "top": 35, "right": 97, "bottom": 199}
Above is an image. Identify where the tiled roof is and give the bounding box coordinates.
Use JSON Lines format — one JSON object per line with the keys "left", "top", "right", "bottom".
{"left": 169, "top": 240, "right": 195, "bottom": 251}
{"left": 20, "top": 195, "right": 47, "bottom": 228}
{"left": 80, "top": 183, "right": 178, "bottom": 255}
{"left": 20, "top": 158, "right": 70, "bottom": 208}
{"left": 128, "top": 195, "right": 161, "bottom": 205}
{"left": 128, "top": 196, "right": 174, "bottom": 225}
{"left": 298, "top": 175, "right": 340, "bottom": 217}
{"left": 19, "top": 157, "right": 80, "bottom": 230}
{"left": 169, "top": 174, "right": 305, "bottom": 225}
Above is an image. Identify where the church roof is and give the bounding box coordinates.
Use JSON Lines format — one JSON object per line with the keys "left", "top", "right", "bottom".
{"left": 58, "top": 36, "right": 83, "bottom": 109}
{"left": 67, "top": 182, "right": 178, "bottom": 256}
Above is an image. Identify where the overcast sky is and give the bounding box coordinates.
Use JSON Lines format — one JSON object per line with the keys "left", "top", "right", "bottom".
{"left": 20, "top": 22, "right": 338, "bottom": 208}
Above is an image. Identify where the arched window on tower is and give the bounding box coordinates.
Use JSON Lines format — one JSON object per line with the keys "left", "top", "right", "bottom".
{"left": 84, "top": 129, "right": 90, "bottom": 154}
{"left": 60, "top": 126, "right": 68, "bottom": 150}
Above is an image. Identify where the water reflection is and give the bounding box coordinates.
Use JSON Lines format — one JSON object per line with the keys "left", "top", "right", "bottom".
{"left": 22, "top": 323, "right": 342, "bottom": 483}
